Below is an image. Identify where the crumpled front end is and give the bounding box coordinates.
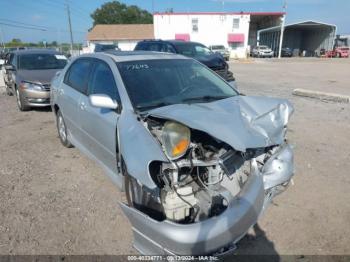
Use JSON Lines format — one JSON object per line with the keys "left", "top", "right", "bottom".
{"left": 120, "top": 96, "right": 295, "bottom": 255}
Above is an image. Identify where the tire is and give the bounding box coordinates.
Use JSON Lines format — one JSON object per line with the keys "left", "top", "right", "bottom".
{"left": 5, "top": 83, "right": 13, "bottom": 96}
{"left": 15, "top": 87, "right": 30, "bottom": 111}
{"left": 56, "top": 110, "right": 73, "bottom": 148}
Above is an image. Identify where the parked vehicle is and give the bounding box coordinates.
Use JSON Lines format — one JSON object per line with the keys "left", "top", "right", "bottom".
{"left": 325, "top": 35, "right": 349, "bottom": 58}
{"left": 251, "top": 45, "right": 274, "bottom": 58}
{"left": 134, "top": 40, "right": 235, "bottom": 82}
{"left": 51, "top": 51, "right": 294, "bottom": 256}
{"left": 94, "top": 43, "right": 119, "bottom": 52}
{"left": 3, "top": 49, "right": 67, "bottom": 111}
{"left": 281, "top": 47, "right": 293, "bottom": 57}
{"left": 209, "top": 45, "right": 230, "bottom": 61}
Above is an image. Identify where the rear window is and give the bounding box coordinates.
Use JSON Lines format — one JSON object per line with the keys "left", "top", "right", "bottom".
{"left": 18, "top": 53, "right": 67, "bottom": 70}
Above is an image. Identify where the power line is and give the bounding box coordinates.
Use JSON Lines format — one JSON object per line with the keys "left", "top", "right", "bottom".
{"left": 0, "top": 18, "right": 51, "bottom": 30}
{"left": 0, "top": 18, "right": 87, "bottom": 34}
{"left": 0, "top": 22, "right": 47, "bottom": 31}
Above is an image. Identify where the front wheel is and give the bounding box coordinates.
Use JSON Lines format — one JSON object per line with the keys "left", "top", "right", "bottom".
{"left": 15, "top": 87, "right": 30, "bottom": 111}
{"left": 56, "top": 110, "right": 73, "bottom": 148}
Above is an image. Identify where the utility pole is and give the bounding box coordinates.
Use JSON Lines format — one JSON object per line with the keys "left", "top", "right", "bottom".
{"left": 0, "top": 25, "right": 5, "bottom": 49}
{"left": 278, "top": 0, "right": 287, "bottom": 59}
{"left": 66, "top": 0, "right": 74, "bottom": 55}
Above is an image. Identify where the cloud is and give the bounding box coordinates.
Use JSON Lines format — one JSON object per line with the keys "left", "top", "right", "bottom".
{"left": 31, "top": 14, "right": 44, "bottom": 21}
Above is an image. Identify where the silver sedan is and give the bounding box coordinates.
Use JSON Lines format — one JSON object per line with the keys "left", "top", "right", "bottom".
{"left": 50, "top": 51, "right": 295, "bottom": 256}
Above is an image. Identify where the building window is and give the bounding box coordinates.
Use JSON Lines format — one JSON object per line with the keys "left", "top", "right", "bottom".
{"left": 232, "top": 18, "right": 240, "bottom": 29}
{"left": 192, "top": 18, "right": 198, "bottom": 32}
{"left": 229, "top": 42, "right": 243, "bottom": 50}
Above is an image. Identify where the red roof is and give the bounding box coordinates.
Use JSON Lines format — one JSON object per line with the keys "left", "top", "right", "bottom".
{"left": 154, "top": 12, "right": 285, "bottom": 16}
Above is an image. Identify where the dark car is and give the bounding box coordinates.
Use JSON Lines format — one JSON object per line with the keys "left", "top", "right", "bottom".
{"left": 94, "top": 43, "right": 119, "bottom": 52}
{"left": 281, "top": 47, "right": 293, "bottom": 57}
{"left": 3, "top": 49, "right": 67, "bottom": 111}
{"left": 134, "top": 40, "right": 235, "bottom": 82}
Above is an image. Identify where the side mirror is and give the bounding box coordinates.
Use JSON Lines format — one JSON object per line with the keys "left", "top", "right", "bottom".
{"left": 4, "top": 65, "right": 15, "bottom": 71}
{"left": 89, "top": 94, "right": 118, "bottom": 110}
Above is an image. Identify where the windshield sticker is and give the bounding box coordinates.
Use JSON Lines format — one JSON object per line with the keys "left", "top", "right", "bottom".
{"left": 55, "top": 55, "right": 67, "bottom": 60}
{"left": 126, "top": 64, "right": 149, "bottom": 70}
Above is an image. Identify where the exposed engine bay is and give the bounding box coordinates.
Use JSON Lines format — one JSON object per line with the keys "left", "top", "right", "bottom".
{"left": 128, "top": 116, "right": 292, "bottom": 224}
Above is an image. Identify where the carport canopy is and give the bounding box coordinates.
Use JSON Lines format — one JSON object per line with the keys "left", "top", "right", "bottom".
{"left": 258, "top": 20, "right": 337, "bottom": 56}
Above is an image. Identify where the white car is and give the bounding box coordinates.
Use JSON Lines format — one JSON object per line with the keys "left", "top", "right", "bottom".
{"left": 252, "top": 45, "right": 274, "bottom": 58}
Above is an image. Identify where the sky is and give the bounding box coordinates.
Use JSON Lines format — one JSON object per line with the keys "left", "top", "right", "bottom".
{"left": 0, "top": 0, "right": 349, "bottom": 44}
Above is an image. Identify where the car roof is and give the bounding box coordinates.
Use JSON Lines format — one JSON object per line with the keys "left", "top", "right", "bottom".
{"left": 12, "top": 49, "right": 62, "bottom": 55}
{"left": 81, "top": 50, "right": 190, "bottom": 62}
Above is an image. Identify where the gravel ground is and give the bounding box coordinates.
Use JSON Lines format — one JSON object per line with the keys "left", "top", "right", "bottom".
{"left": 0, "top": 58, "right": 349, "bottom": 256}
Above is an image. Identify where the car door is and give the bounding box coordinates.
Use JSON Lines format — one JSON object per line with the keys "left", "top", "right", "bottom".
{"left": 59, "top": 58, "right": 93, "bottom": 148}
{"left": 78, "top": 59, "right": 121, "bottom": 176}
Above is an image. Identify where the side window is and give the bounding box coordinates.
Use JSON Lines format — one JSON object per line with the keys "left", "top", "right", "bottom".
{"left": 135, "top": 42, "right": 147, "bottom": 51}
{"left": 64, "top": 59, "right": 91, "bottom": 94}
{"left": 89, "top": 61, "right": 120, "bottom": 102}
{"left": 148, "top": 43, "right": 161, "bottom": 51}
{"left": 160, "top": 44, "right": 176, "bottom": 53}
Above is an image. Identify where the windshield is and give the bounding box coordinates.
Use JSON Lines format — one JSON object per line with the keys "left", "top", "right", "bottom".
{"left": 117, "top": 59, "right": 238, "bottom": 111}
{"left": 174, "top": 43, "right": 212, "bottom": 58}
{"left": 18, "top": 53, "right": 67, "bottom": 70}
{"left": 259, "top": 46, "right": 268, "bottom": 50}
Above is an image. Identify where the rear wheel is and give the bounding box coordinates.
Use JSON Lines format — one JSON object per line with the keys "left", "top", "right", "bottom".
{"left": 56, "top": 110, "right": 73, "bottom": 148}
{"left": 15, "top": 87, "right": 30, "bottom": 111}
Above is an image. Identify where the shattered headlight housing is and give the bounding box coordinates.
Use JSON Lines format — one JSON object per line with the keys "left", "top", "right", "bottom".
{"left": 161, "top": 121, "right": 190, "bottom": 160}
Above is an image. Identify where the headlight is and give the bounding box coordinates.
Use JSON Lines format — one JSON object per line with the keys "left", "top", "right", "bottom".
{"left": 21, "top": 81, "right": 43, "bottom": 91}
{"left": 161, "top": 121, "right": 190, "bottom": 160}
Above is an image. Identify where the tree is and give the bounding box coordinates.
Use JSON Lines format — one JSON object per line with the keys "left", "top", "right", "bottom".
{"left": 11, "top": 38, "right": 22, "bottom": 44}
{"left": 91, "top": 1, "right": 153, "bottom": 26}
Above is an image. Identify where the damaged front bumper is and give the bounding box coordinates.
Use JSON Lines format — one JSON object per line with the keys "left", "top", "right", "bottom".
{"left": 121, "top": 143, "right": 294, "bottom": 255}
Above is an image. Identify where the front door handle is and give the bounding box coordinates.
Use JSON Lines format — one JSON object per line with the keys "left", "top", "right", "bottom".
{"left": 80, "top": 102, "right": 86, "bottom": 110}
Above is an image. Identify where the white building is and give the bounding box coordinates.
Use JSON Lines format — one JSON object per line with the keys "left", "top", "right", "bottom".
{"left": 154, "top": 12, "right": 283, "bottom": 59}
{"left": 86, "top": 24, "right": 154, "bottom": 51}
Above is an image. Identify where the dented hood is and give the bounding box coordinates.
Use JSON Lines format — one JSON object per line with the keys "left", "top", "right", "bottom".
{"left": 148, "top": 96, "right": 294, "bottom": 152}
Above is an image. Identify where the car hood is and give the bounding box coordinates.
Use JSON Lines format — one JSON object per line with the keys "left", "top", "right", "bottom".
{"left": 148, "top": 96, "right": 294, "bottom": 152}
{"left": 16, "top": 69, "right": 61, "bottom": 85}
{"left": 195, "top": 53, "right": 226, "bottom": 68}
